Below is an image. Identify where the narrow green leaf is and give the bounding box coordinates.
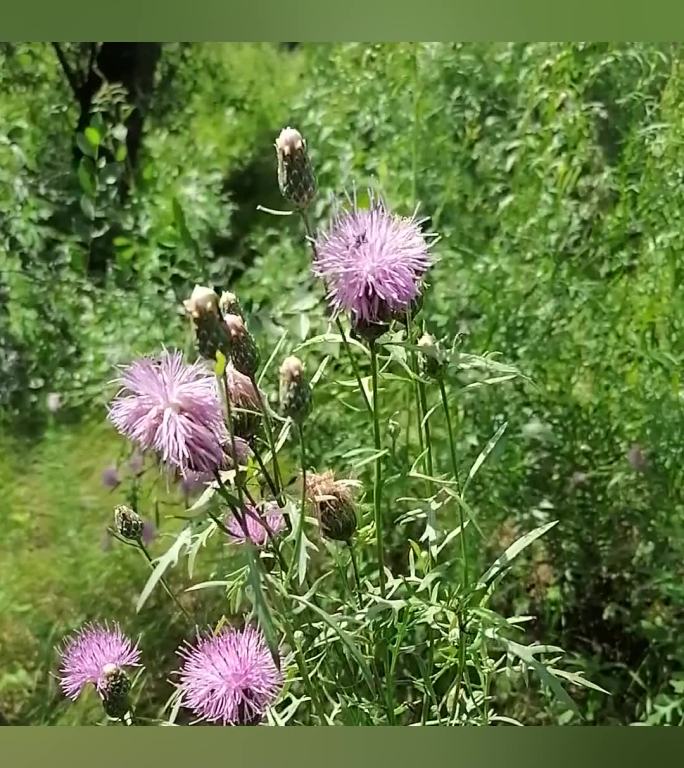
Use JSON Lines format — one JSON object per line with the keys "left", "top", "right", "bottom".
{"left": 464, "top": 421, "right": 508, "bottom": 492}
{"left": 136, "top": 527, "right": 192, "bottom": 612}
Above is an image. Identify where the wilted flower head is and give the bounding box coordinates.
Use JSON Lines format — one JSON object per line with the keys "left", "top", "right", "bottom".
{"left": 177, "top": 625, "right": 281, "bottom": 725}
{"left": 224, "top": 363, "right": 262, "bottom": 438}
{"left": 275, "top": 127, "right": 316, "bottom": 208}
{"left": 219, "top": 291, "right": 244, "bottom": 320}
{"left": 58, "top": 622, "right": 141, "bottom": 701}
{"left": 101, "top": 465, "right": 120, "bottom": 489}
{"left": 108, "top": 350, "right": 227, "bottom": 477}
{"left": 306, "top": 470, "right": 358, "bottom": 542}
{"left": 184, "top": 284, "right": 229, "bottom": 360}
{"left": 279, "top": 355, "right": 311, "bottom": 425}
{"left": 114, "top": 504, "right": 144, "bottom": 540}
{"left": 226, "top": 502, "right": 285, "bottom": 547}
{"left": 223, "top": 314, "right": 260, "bottom": 378}
{"left": 314, "top": 193, "right": 433, "bottom": 324}
{"left": 417, "top": 332, "right": 447, "bottom": 379}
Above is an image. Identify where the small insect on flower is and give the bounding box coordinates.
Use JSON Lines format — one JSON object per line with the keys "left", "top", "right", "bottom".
{"left": 313, "top": 192, "right": 434, "bottom": 325}
{"left": 226, "top": 502, "right": 286, "bottom": 547}
{"left": 108, "top": 350, "right": 227, "bottom": 477}
{"left": 177, "top": 625, "right": 282, "bottom": 725}
{"left": 58, "top": 622, "right": 141, "bottom": 708}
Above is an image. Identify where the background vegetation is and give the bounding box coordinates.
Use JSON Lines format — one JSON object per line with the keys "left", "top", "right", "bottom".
{"left": 1, "top": 42, "right": 683, "bottom": 725}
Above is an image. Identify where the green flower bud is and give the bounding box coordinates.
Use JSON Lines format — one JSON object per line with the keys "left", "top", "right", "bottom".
{"left": 184, "top": 284, "right": 231, "bottom": 360}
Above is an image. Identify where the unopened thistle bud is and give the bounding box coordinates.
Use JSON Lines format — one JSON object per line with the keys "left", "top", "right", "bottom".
{"left": 101, "top": 663, "right": 131, "bottom": 720}
{"left": 183, "top": 284, "right": 231, "bottom": 360}
{"left": 219, "top": 290, "right": 244, "bottom": 320}
{"left": 279, "top": 356, "right": 311, "bottom": 425}
{"left": 418, "top": 333, "right": 447, "bottom": 380}
{"left": 275, "top": 127, "right": 316, "bottom": 209}
{"left": 306, "top": 471, "right": 358, "bottom": 542}
{"left": 114, "top": 504, "right": 144, "bottom": 540}
{"left": 223, "top": 314, "right": 260, "bottom": 378}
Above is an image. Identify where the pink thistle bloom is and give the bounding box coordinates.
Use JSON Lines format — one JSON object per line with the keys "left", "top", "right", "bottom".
{"left": 226, "top": 502, "right": 285, "bottom": 547}
{"left": 313, "top": 193, "right": 434, "bottom": 323}
{"left": 177, "top": 625, "right": 281, "bottom": 725}
{"left": 108, "top": 350, "right": 227, "bottom": 477}
{"left": 101, "top": 465, "right": 120, "bottom": 489}
{"left": 58, "top": 622, "right": 141, "bottom": 700}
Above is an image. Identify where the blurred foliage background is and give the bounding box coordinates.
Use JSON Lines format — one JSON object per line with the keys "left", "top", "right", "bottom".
{"left": 1, "top": 42, "right": 684, "bottom": 725}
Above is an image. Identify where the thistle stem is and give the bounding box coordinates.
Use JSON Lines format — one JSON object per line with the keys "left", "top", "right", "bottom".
{"left": 249, "top": 376, "right": 285, "bottom": 507}
{"left": 138, "top": 541, "right": 191, "bottom": 621}
{"left": 369, "top": 340, "right": 386, "bottom": 597}
{"left": 287, "top": 423, "right": 307, "bottom": 584}
{"left": 347, "top": 540, "right": 362, "bottom": 604}
{"left": 438, "top": 379, "right": 468, "bottom": 586}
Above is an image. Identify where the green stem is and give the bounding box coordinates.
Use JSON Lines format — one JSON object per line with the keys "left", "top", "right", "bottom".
{"left": 438, "top": 379, "right": 468, "bottom": 587}
{"left": 347, "top": 540, "right": 362, "bottom": 604}
{"left": 369, "top": 340, "right": 386, "bottom": 597}
{"left": 251, "top": 441, "right": 283, "bottom": 512}
{"left": 250, "top": 376, "right": 285, "bottom": 506}
{"left": 287, "top": 424, "right": 307, "bottom": 583}
{"left": 138, "top": 542, "right": 191, "bottom": 621}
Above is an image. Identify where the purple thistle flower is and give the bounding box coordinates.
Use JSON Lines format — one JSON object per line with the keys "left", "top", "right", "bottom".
{"left": 226, "top": 502, "right": 285, "bottom": 547}
{"left": 101, "top": 465, "right": 120, "bottom": 489}
{"left": 108, "top": 350, "right": 227, "bottom": 477}
{"left": 313, "top": 193, "right": 434, "bottom": 323}
{"left": 141, "top": 520, "right": 157, "bottom": 546}
{"left": 58, "top": 622, "right": 141, "bottom": 700}
{"left": 177, "top": 625, "right": 281, "bottom": 725}
{"left": 128, "top": 452, "right": 144, "bottom": 476}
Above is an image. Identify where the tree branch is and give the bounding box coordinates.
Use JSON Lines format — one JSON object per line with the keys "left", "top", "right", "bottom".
{"left": 51, "top": 42, "right": 82, "bottom": 100}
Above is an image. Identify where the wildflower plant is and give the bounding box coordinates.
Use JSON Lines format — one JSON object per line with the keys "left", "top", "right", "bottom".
{"left": 57, "top": 125, "right": 605, "bottom": 726}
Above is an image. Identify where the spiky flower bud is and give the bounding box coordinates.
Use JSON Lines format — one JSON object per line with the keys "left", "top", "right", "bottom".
{"left": 184, "top": 284, "right": 231, "bottom": 360}
{"left": 219, "top": 291, "right": 244, "bottom": 320}
{"left": 114, "top": 504, "right": 144, "bottom": 540}
{"left": 279, "top": 356, "right": 311, "bottom": 425}
{"left": 306, "top": 471, "right": 358, "bottom": 542}
{"left": 223, "top": 314, "right": 260, "bottom": 378}
{"left": 101, "top": 663, "right": 131, "bottom": 720}
{"left": 275, "top": 127, "right": 316, "bottom": 209}
{"left": 418, "top": 333, "right": 447, "bottom": 380}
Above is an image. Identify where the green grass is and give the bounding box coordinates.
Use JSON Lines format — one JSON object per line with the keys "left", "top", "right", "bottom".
{"left": 0, "top": 420, "right": 220, "bottom": 724}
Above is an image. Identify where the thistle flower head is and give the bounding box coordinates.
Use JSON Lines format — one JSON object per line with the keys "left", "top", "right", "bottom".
{"left": 279, "top": 355, "right": 311, "bottom": 425}
{"left": 223, "top": 314, "right": 260, "bottom": 378}
{"left": 226, "top": 501, "right": 286, "bottom": 547}
{"left": 313, "top": 193, "right": 433, "bottom": 324}
{"left": 101, "top": 465, "right": 120, "bottom": 489}
{"left": 58, "top": 622, "right": 141, "bottom": 701}
{"left": 306, "top": 470, "right": 358, "bottom": 542}
{"left": 184, "top": 285, "right": 230, "bottom": 360}
{"left": 275, "top": 126, "right": 316, "bottom": 208}
{"left": 177, "top": 625, "right": 281, "bottom": 725}
{"left": 224, "top": 363, "right": 262, "bottom": 439}
{"left": 114, "top": 504, "right": 145, "bottom": 540}
{"left": 219, "top": 291, "right": 244, "bottom": 320}
{"left": 108, "top": 350, "right": 227, "bottom": 477}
